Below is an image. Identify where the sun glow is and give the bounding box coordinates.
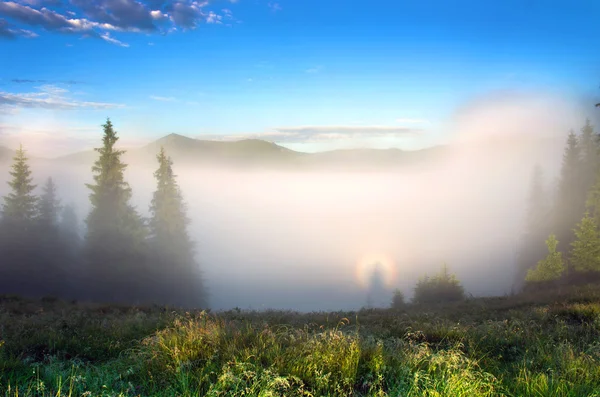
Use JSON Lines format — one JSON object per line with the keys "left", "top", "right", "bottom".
{"left": 355, "top": 253, "right": 397, "bottom": 289}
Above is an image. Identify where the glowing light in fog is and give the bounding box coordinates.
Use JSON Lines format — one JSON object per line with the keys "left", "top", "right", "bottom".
{"left": 355, "top": 253, "right": 397, "bottom": 289}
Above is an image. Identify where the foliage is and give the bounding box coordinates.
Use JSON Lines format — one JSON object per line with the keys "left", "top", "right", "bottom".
{"left": 3, "top": 286, "right": 600, "bottom": 396}
{"left": 525, "top": 234, "right": 565, "bottom": 283}
{"left": 390, "top": 289, "right": 405, "bottom": 309}
{"left": 570, "top": 213, "right": 600, "bottom": 273}
{"left": 84, "top": 118, "right": 149, "bottom": 302}
{"left": 148, "top": 147, "right": 207, "bottom": 308}
{"left": 515, "top": 164, "right": 551, "bottom": 287}
{"left": 1, "top": 145, "right": 37, "bottom": 229}
{"left": 554, "top": 130, "right": 584, "bottom": 250}
{"left": 413, "top": 263, "right": 465, "bottom": 304}
{"left": 37, "top": 177, "right": 61, "bottom": 228}
{"left": 578, "top": 118, "right": 599, "bottom": 190}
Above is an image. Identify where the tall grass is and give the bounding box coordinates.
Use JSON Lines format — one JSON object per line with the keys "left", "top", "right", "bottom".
{"left": 1, "top": 284, "right": 600, "bottom": 396}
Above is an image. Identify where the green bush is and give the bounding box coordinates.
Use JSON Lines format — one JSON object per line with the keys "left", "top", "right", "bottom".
{"left": 525, "top": 234, "right": 565, "bottom": 284}
{"left": 413, "top": 263, "right": 465, "bottom": 304}
{"left": 391, "top": 289, "right": 406, "bottom": 309}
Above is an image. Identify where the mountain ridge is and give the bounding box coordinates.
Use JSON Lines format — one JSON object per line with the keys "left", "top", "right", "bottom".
{"left": 4, "top": 133, "right": 448, "bottom": 170}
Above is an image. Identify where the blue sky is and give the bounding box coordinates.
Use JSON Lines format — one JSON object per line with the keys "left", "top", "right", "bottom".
{"left": 1, "top": 0, "right": 600, "bottom": 155}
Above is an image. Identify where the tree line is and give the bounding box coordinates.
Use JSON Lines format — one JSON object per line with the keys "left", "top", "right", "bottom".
{"left": 0, "top": 119, "right": 207, "bottom": 308}
{"left": 518, "top": 119, "right": 600, "bottom": 288}
{"left": 390, "top": 118, "right": 600, "bottom": 309}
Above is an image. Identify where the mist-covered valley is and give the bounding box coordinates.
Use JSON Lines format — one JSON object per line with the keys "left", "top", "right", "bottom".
{"left": 0, "top": 91, "right": 586, "bottom": 311}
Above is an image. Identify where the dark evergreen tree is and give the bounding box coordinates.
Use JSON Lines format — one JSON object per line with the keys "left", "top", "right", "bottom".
{"left": 33, "top": 177, "right": 66, "bottom": 297}
{"left": 60, "top": 204, "right": 81, "bottom": 246}
{"left": 578, "top": 119, "right": 600, "bottom": 191}
{"left": 515, "top": 164, "right": 551, "bottom": 287}
{"left": 84, "top": 118, "right": 148, "bottom": 303}
{"left": 148, "top": 147, "right": 207, "bottom": 308}
{"left": 390, "top": 289, "right": 405, "bottom": 310}
{"left": 1, "top": 145, "right": 38, "bottom": 229}
{"left": 554, "top": 130, "right": 583, "bottom": 251}
{"left": 38, "top": 177, "right": 61, "bottom": 228}
{"left": 0, "top": 145, "right": 39, "bottom": 296}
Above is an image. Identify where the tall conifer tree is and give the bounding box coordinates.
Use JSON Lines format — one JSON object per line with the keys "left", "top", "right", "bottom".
{"left": 148, "top": 147, "right": 207, "bottom": 308}
{"left": 0, "top": 145, "right": 40, "bottom": 296}
{"left": 38, "top": 177, "right": 61, "bottom": 228}
{"left": 515, "top": 164, "right": 551, "bottom": 287}
{"left": 1, "top": 145, "right": 38, "bottom": 229}
{"left": 85, "top": 118, "right": 147, "bottom": 303}
{"left": 554, "top": 130, "right": 583, "bottom": 251}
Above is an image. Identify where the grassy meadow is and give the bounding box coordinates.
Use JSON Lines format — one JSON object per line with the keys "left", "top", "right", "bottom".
{"left": 1, "top": 285, "right": 600, "bottom": 397}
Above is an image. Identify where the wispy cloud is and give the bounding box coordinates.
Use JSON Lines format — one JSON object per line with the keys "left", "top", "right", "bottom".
{"left": 11, "top": 78, "right": 86, "bottom": 85}
{"left": 396, "top": 118, "right": 430, "bottom": 124}
{"left": 306, "top": 66, "right": 323, "bottom": 74}
{"left": 0, "top": 0, "right": 236, "bottom": 44}
{"left": 100, "top": 32, "right": 129, "bottom": 47}
{"left": 0, "top": 17, "right": 37, "bottom": 38}
{"left": 198, "top": 125, "right": 424, "bottom": 144}
{"left": 0, "top": 84, "right": 124, "bottom": 110}
{"left": 150, "top": 95, "right": 177, "bottom": 102}
{"left": 268, "top": 2, "right": 282, "bottom": 12}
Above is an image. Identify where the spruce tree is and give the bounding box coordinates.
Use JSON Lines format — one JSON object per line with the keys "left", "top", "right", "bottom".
{"left": 35, "top": 177, "right": 68, "bottom": 298}
{"left": 525, "top": 234, "right": 565, "bottom": 283}
{"left": 515, "top": 164, "right": 550, "bottom": 286}
{"left": 38, "top": 177, "right": 61, "bottom": 228}
{"left": 390, "top": 289, "right": 405, "bottom": 309}
{"left": 578, "top": 119, "right": 600, "bottom": 189}
{"left": 554, "top": 131, "right": 583, "bottom": 251}
{"left": 148, "top": 147, "right": 207, "bottom": 308}
{"left": 0, "top": 145, "right": 40, "bottom": 297}
{"left": 570, "top": 213, "right": 600, "bottom": 274}
{"left": 85, "top": 118, "right": 147, "bottom": 303}
{"left": 586, "top": 172, "right": 600, "bottom": 226}
{"left": 1, "top": 145, "right": 38, "bottom": 229}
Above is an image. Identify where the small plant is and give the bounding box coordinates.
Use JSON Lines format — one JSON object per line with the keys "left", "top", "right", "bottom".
{"left": 413, "top": 263, "right": 465, "bottom": 304}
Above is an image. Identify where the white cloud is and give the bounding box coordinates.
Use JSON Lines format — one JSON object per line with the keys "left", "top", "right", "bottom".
{"left": 206, "top": 11, "right": 222, "bottom": 24}
{"left": 150, "top": 10, "right": 165, "bottom": 20}
{"left": 0, "top": 84, "right": 124, "bottom": 110}
{"left": 0, "top": 0, "right": 235, "bottom": 44}
{"left": 196, "top": 125, "right": 424, "bottom": 144}
{"left": 150, "top": 95, "right": 177, "bottom": 102}
{"left": 306, "top": 66, "right": 323, "bottom": 74}
{"left": 100, "top": 32, "right": 129, "bottom": 47}
{"left": 268, "top": 2, "right": 282, "bottom": 12}
{"left": 396, "top": 118, "right": 430, "bottom": 124}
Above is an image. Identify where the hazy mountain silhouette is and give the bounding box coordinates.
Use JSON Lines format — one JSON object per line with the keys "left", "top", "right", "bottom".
{"left": 49, "top": 133, "right": 448, "bottom": 170}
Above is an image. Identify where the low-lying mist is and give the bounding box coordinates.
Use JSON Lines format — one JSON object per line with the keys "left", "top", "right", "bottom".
{"left": 0, "top": 90, "right": 592, "bottom": 311}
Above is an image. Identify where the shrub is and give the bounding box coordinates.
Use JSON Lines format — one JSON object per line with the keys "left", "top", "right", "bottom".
{"left": 413, "top": 263, "right": 465, "bottom": 304}
{"left": 390, "top": 289, "right": 405, "bottom": 309}
{"left": 525, "top": 234, "right": 565, "bottom": 284}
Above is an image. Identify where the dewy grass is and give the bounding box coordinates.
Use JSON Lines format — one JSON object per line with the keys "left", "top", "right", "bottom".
{"left": 2, "top": 285, "right": 600, "bottom": 396}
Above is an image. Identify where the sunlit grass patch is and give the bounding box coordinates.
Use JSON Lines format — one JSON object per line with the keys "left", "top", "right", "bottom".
{"left": 2, "top": 287, "right": 600, "bottom": 396}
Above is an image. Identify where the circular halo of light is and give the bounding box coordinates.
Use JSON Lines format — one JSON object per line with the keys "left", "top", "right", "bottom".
{"left": 355, "top": 253, "right": 397, "bottom": 289}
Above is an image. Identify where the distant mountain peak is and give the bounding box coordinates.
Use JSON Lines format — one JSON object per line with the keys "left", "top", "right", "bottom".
{"left": 155, "top": 133, "right": 195, "bottom": 144}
